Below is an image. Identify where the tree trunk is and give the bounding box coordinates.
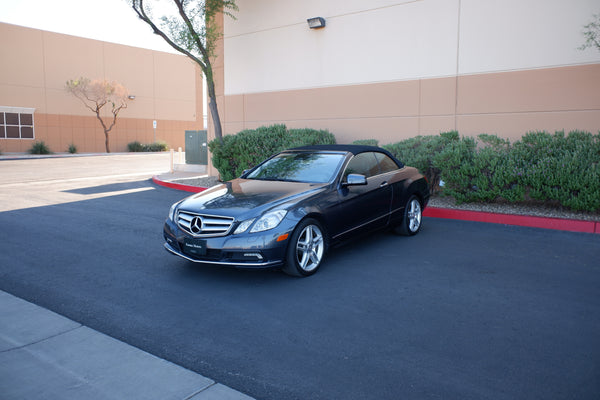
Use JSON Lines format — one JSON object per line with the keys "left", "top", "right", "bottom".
{"left": 95, "top": 111, "right": 111, "bottom": 153}
{"left": 104, "top": 131, "right": 110, "bottom": 153}
{"left": 209, "top": 98, "right": 222, "bottom": 143}
{"left": 206, "top": 78, "right": 223, "bottom": 144}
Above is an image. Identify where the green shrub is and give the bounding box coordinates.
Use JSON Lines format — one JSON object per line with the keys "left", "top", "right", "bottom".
{"left": 29, "top": 141, "right": 52, "bottom": 155}
{"left": 68, "top": 143, "right": 77, "bottom": 154}
{"left": 145, "top": 141, "right": 169, "bottom": 152}
{"left": 287, "top": 128, "right": 336, "bottom": 148}
{"left": 381, "top": 130, "right": 600, "bottom": 212}
{"left": 128, "top": 141, "right": 145, "bottom": 152}
{"left": 352, "top": 139, "right": 379, "bottom": 147}
{"left": 209, "top": 124, "right": 336, "bottom": 181}
{"left": 128, "top": 140, "right": 168, "bottom": 152}
{"left": 433, "top": 130, "right": 600, "bottom": 211}
{"left": 383, "top": 131, "right": 459, "bottom": 191}
{"left": 432, "top": 136, "right": 479, "bottom": 202}
{"left": 511, "top": 130, "right": 600, "bottom": 211}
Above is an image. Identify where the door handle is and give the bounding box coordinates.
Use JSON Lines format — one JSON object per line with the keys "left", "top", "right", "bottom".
{"left": 380, "top": 181, "right": 388, "bottom": 187}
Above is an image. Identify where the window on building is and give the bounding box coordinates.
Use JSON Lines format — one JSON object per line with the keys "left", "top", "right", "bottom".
{"left": 0, "top": 107, "right": 35, "bottom": 139}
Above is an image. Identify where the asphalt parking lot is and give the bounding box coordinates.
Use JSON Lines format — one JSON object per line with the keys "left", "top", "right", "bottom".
{"left": 1, "top": 154, "right": 599, "bottom": 400}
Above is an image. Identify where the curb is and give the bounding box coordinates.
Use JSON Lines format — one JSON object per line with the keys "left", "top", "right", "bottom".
{"left": 422, "top": 207, "right": 600, "bottom": 234}
{"left": 153, "top": 176, "right": 600, "bottom": 235}
{"left": 152, "top": 176, "right": 208, "bottom": 193}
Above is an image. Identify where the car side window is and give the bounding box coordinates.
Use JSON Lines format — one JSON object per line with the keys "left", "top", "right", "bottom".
{"left": 344, "top": 152, "right": 380, "bottom": 179}
{"left": 374, "top": 152, "right": 400, "bottom": 173}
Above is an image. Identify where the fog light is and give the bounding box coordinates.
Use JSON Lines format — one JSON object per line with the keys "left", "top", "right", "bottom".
{"left": 244, "top": 253, "right": 263, "bottom": 261}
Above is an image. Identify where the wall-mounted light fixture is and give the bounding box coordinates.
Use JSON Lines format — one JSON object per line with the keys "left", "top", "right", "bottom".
{"left": 128, "top": 95, "right": 136, "bottom": 100}
{"left": 307, "top": 17, "right": 326, "bottom": 29}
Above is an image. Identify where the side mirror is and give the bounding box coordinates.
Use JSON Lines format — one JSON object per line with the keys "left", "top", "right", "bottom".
{"left": 342, "top": 174, "right": 367, "bottom": 187}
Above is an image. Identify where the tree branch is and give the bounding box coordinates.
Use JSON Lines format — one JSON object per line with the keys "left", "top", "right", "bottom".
{"left": 131, "top": 0, "right": 207, "bottom": 71}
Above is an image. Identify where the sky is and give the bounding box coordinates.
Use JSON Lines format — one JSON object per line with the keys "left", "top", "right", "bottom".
{"left": 0, "top": 0, "right": 176, "bottom": 53}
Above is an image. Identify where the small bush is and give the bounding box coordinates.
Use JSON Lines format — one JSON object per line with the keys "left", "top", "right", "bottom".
{"left": 383, "top": 131, "right": 459, "bottom": 191}
{"left": 288, "top": 128, "right": 336, "bottom": 148}
{"left": 511, "top": 130, "right": 600, "bottom": 211}
{"left": 128, "top": 141, "right": 145, "bottom": 152}
{"left": 68, "top": 143, "right": 77, "bottom": 154}
{"left": 128, "top": 141, "right": 168, "bottom": 152}
{"left": 209, "top": 124, "right": 336, "bottom": 181}
{"left": 432, "top": 136, "right": 478, "bottom": 201}
{"left": 352, "top": 139, "right": 379, "bottom": 147}
{"left": 29, "top": 141, "right": 52, "bottom": 155}
{"left": 145, "top": 141, "right": 169, "bottom": 152}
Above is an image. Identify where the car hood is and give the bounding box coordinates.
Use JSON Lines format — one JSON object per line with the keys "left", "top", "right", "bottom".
{"left": 177, "top": 178, "right": 328, "bottom": 219}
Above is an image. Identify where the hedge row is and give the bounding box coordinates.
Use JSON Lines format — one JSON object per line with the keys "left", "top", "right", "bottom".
{"left": 209, "top": 124, "right": 336, "bottom": 181}
{"left": 382, "top": 130, "right": 600, "bottom": 212}
{"left": 127, "top": 141, "right": 169, "bottom": 152}
{"left": 207, "top": 126, "right": 599, "bottom": 212}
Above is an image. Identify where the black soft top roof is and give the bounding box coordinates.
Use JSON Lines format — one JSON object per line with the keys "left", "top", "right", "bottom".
{"left": 290, "top": 144, "right": 404, "bottom": 167}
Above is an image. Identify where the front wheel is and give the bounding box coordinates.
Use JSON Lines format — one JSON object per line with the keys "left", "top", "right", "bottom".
{"left": 394, "top": 195, "right": 423, "bottom": 236}
{"left": 283, "top": 218, "right": 326, "bottom": 277}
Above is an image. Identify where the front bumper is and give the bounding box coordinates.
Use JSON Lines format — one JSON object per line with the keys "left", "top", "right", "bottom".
{"left": 163, "top": 242, "right": 283, "bottom": 268}
{"left": 163, "top": 220, "right": 289, "bottom": 269}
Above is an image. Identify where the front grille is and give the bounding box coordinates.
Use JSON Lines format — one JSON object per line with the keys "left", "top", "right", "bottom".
{"left": 177, "top": 211, "right": 235, "bottom": 237}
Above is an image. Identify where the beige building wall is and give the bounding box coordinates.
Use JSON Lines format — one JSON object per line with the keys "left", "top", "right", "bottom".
{"left": 222, "top": 64, "right": 600, "bottom": 143}
{"left": 219, "top": 0, "right": 600, "bottom": 144}
{"left": 0, "top": 22, "right": 203, "bottom": 153}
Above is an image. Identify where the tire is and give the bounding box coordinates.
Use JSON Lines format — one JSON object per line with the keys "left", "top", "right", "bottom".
{"left": 283, "top": 218, "right": 327, "bottom": 277}
{"left": 395, "top": 195, "right": 423, "bottom": 236}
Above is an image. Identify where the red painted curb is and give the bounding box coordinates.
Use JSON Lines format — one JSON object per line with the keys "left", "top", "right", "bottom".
{"left": 423, "top": 207, "right": 599, "bottom": 234}
{"left": 152, "top": 176, "right": 599, "bottom": 235}
{"left": 152, "top": 176, "right": 206, "bottom": 193}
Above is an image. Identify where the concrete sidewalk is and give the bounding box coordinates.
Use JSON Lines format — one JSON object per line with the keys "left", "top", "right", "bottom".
{"left": 0, "top": 291, "right": 254, "bottom": 400}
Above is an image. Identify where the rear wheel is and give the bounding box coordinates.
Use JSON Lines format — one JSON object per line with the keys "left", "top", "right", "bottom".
{"left": 395, "top": 195, "right": 422, "bottom": 236}
{"left": 283, "top": 218, "right": 326, "bottom": 277}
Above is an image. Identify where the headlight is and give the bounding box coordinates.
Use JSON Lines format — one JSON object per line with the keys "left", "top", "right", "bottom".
{"left": 168, "top": 201, "right": 181, "bottom": 221}
{"left": 234, "top": 218, "right": 255, "bottom": 234}
{"left": 250, "top": 210, "right": 287, "bottom": 233}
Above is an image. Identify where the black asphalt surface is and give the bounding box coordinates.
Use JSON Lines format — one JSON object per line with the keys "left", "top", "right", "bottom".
{"left": 1, "top": 178, "right": 599, "bottom": 400}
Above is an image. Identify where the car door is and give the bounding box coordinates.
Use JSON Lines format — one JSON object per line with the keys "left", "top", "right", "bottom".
{"left": 329, "top": 152, "right": 393, "bottom": 241}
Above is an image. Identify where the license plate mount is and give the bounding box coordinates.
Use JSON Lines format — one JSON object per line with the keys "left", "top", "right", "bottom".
{"left": 183, "top": 238, "right": 207, "bottom": 256}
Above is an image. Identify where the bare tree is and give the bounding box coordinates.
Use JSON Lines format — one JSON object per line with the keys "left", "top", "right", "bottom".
{"left": 66, "top": 77, "right": 130, "bottom": 153}
{"left": 130, "top": 0, "right": 238, "bottom": 144}
{"left": 580, "top": 13, "right": 600, "bottom": 51}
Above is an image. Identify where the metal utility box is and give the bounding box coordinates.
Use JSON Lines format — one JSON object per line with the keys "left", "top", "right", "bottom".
{"left": 185, "top": 130, "right": 208, "bottom": 165}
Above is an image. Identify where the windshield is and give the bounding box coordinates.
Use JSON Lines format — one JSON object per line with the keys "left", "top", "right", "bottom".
{"left": 246, "top": 152, "right": 345, "bottom": 183}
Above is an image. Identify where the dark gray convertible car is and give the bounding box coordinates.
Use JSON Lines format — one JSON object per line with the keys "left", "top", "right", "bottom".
{"left": 163, "top": 145, "right": 430, "bottom": 277}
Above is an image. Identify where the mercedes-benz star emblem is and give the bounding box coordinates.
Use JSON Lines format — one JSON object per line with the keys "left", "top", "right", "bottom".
{"left": 190, "top": 216, "right": 203, "bottom": 234}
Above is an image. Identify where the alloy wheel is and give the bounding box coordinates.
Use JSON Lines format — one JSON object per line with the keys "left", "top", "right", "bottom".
{"left": 407, "top": 198, "right": 422, "bottom": 233}
{"left": 295, "top": 224, "right": 324, "bottom": 272}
